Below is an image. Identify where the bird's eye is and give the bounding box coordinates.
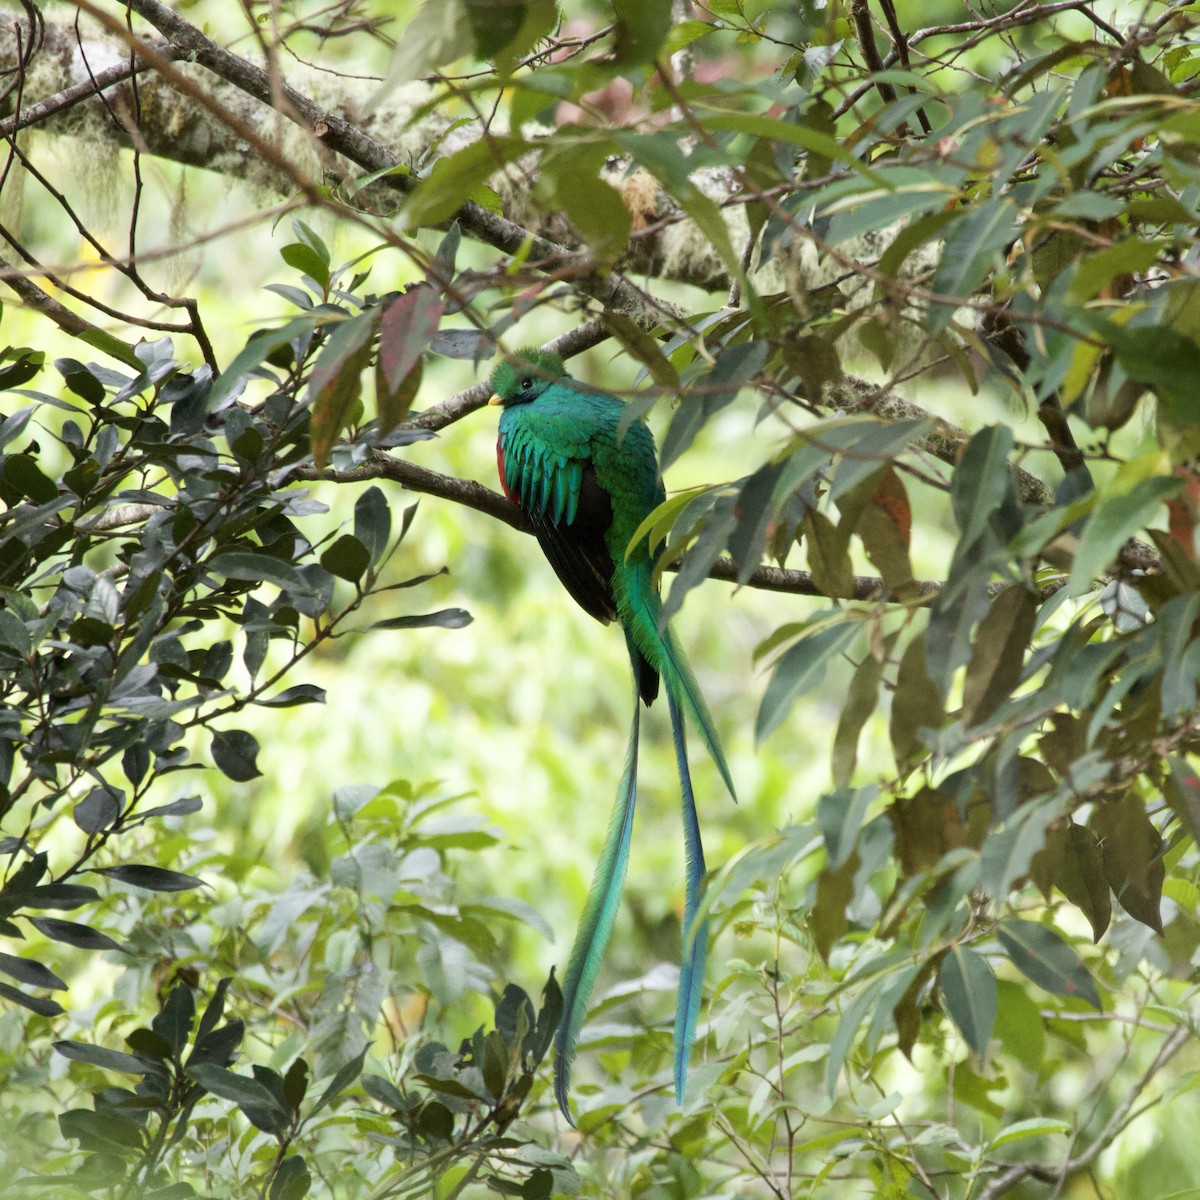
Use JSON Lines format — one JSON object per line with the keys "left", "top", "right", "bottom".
{"left": 520, "top": 378, "right": 533, "bottom": 390}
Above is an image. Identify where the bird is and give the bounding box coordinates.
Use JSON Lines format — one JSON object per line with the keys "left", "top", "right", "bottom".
{"left": 488, "top": 347, "right": 736, "bottom": 1122}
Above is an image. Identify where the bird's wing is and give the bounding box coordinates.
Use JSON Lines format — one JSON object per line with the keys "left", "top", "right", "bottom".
{"left": 499, "top": 415, "right": 619, "bottom": 624}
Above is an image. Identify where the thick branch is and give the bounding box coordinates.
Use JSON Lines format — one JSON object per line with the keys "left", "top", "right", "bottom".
{"left": 290, "top": 453, "right": 940, "bottom": 602}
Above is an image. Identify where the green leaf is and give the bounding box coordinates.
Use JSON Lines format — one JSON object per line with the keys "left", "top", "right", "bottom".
{"left": 603, "top": 313, "right": 678, "bottom": 389}
{"left": 186, "top": 1062, "right": 291, "bottom": 1135}
{"left": 700, "top": 112, "right": 885, "bottom": 184}
{"left": 1068, "top": 475, "right": 1178, "bottom": 595}
{"left": 1092, "top": 792, "right": 1164, "bottom": 934}
{"left": 960, "top": 585, "right": 1038, "bottom": 726}
{"left": 612, "top": 0, "right": 672, "bottom": 65}
{"left": 208, "top": 312, "right": 326, "bottom": 410}
{"left": 818, "top": 786, "right": 877, "bottom": 870}
{"left": 939, "top": 947, "right": 997, "bottom": 1055}
{"left": 372, "top": 0, "right": 472, "bottom": 98}
{"left": 4, "top": 454, "right": 58, "bottom": 504}
{"left": 55, "top": 1040, "right": 152, "bottom": 1074}
{"left": 153, "top": 983, "right": 195, "bottom": 1056}
{"left": 662, "top": 341, "right": 768, "bottom": 468}
{"left": 320, "top": 534, "right": 371, "bottom": 583}
{"left": 405, "top": 136, "right": 526, "bottom": 229}
{"left": 951, "top": 425, "right": 1014, "bottom": 549}
{"left": 211, "top": 729, "right": 262, "bottom": 782}
{"left": 804, "top": 509, "right": 855, "bottom": 599}
{"left": 930, "top": 198, "right": 1019, "bottom": 333}
{"left": 257, "top": 684, "right": 326, "bottom": 708}
{"left": 281, "top": 242, "right": 330, "bottom": 290}
{"left": 310, "top": 1048, "right": 367, "bottom": 1118}
{"left": 988, "top": 1116, "right": 1072, "bottom": 1150}
{"left": 890, "top": 633, "right": 943, "bottom": 771}
{"left": 995, "top": 918, "right": 1102, "bottom": 1009}
{"left": 756, "top": 618, "right": 861, "bottom": 744}
{"left": 269, "top": 1155, "right": 311, "bottom": 1200}
{"left": 369, "top": 608, "right": 473, "bottom": 631}
{"left": 354, "top": 485, "right": 392, "bottom": 566}
{"left": 209, "top": 551, "right": 312, "bottom": 593}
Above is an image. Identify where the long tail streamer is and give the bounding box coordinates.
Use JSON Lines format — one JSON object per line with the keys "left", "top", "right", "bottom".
{"left": 619, "top": 565, "right": 737, "bottom": 803}
{"left": 553, "top": 671, "right": 641, "bottom": 1123}
{"left": 669, "top": 692, "right": 708, "bottom": 1105}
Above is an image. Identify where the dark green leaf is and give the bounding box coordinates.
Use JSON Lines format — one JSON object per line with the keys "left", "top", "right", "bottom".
{"left": 995, "top": 918, "right": 1102, "bottom": 1009}
{"left": 939, "top": 947, "right": 997, "bottom": 1055}
{"left": 4, "top": 454, "right": 58, "bottom": 504}
{"left": 95, "top": 865, "right": 204, "bottom": 892}
{"left": 257, "top": 684, "right": 326, "bottom": 708}
{"left": 211, "top": 729, "right": 262, "bottom": 782}
{"left": 186, "top": 1063, "right": 291, "bottom": 1135}
{"left": 818, "top": 786, "right": 877, "bottom": 870}
{"left": 0, "top": 981, "right": 64, "bottom": 1016}
{"left": 354, "top": 486, "right": 392, "bottom": 566}
{"left": 310, "top": 1047, "right": 367, "bottom": 1117}
{"left": 930, "top": 197, "right": 1019, "bottom": 331}
{"left": 73, "top": 787, "right": 121, "bottom": 834}
{"left": 370, "top": 608, "right": 473, "bottom": 631}
{"left": 29, "top": 917, "right": 123, "bottom": 952}
{"left": 269, "top": 1155, "right": 311, "bottom": 1200}
{"left": 153, "top": 984, "right": 196, "bottom": 1056}
{"left": 209, "top": 552, "right": 311, "bottom": 593}
{"left": 55, "top": 1040, "right": 151, "bottom": 1075}
{"left": 0, "top": 952, "right": 66, "bottom": 991}
{"left": 320, "top": 534, "right": 371, "bottom": 583}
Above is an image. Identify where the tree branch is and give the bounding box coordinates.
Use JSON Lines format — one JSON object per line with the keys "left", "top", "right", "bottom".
{"left": 289, "top": 452, "right": 942, "bottom": 602}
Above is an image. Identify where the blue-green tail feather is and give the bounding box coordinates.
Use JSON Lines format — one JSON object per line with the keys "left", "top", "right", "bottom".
{"left": 669, "top": 692, "right": 708, "bottom": 1105}
{"left": 553, "top": 670, "right": 641, "bottom": 1124}
{"left": 619, "top": 562, "right": 737, "bottom": 803}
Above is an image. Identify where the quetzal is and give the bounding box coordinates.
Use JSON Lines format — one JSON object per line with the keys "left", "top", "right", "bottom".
{"left": 488, "top": 348, "right": 736, "bottom": 1120}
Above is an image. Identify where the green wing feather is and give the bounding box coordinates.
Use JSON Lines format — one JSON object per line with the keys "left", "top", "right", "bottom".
{"left": 554, "top": 662, "right": 641, "bottom": 1123}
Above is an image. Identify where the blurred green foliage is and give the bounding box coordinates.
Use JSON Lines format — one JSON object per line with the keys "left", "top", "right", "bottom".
{"left": 1, "top": 0, "right": 1199, "bottom": 1197}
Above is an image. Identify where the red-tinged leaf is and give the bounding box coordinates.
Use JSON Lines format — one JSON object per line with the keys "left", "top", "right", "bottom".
{"left": 995, "top": 918, "right": 1102, "bottom": 1009}
{"left": 870, "top": 466, "right": 911, "bottom": 545}
{"left": 376, "top": 355, "right": 423, "bottom": 437}
{"left": 308, "top": 311, "right": 377, "bottom": 468}
{"left": 378, "top": 286, "right": 443, "bottom": 397}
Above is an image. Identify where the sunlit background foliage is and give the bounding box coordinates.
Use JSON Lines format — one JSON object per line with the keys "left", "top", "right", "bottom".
{"left": 0, "top": 0, "right": 1199, "bottom": 1197}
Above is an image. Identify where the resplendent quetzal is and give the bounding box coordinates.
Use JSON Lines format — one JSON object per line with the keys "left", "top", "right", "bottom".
{"left": 488, "top": 348, "right": 736, "bottom": 1120}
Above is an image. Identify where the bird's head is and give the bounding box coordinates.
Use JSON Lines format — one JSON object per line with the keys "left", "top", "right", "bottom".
{"left": 487, "top": 349, "right": 567, "bottom": 407}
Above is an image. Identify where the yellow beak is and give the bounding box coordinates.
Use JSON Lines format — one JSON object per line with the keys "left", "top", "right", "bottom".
{"left": 488, "top": 393, "right": 502, "bottom": 406}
